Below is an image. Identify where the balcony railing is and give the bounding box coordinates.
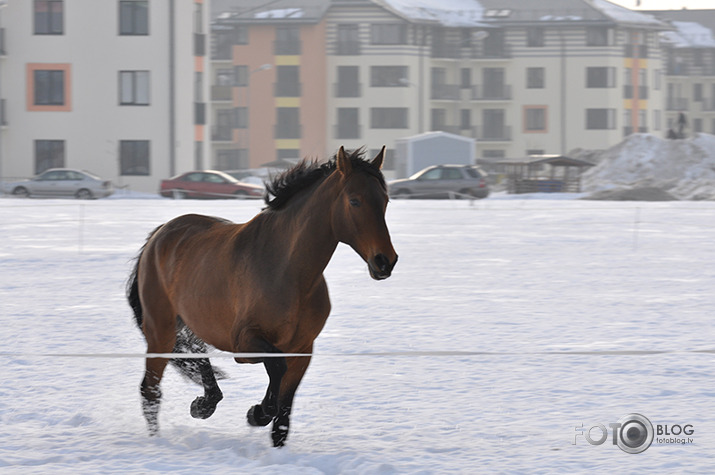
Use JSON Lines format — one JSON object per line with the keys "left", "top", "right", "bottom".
{"left": 430, "top": 84, "right": 460, "bottom": 100}
{"left": 211, "top": 85, "right": 232, "bottom": 101}
{"left": 336, "top": 40, "right": 361, "bottom": 56}
{"left": 476, "top": 125, "right": 512, "bottom": 141}
{"left": 334, "top": 82, "right": 362, "bottom": 98}
{"left": 666, "top": 97, "right": 688, "bottom": 110}
{"left": 471, "top": 84, "right": 512, "bottom": 101}
{"left": 212, "top": 126, "right": 233, "bottom": 142}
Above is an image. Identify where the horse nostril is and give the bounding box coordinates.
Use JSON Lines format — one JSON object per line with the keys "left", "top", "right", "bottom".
{"left": 374, "top": 253, "right": 390, "bottom": 273}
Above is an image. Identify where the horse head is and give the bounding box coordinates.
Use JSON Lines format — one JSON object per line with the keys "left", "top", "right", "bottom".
{"left": 331, "top": 146, "right": 398, "bottom": 280}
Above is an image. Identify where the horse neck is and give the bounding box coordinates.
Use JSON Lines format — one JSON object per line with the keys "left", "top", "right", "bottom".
{"left": 263, "top": 174, "right": 341, "bottom": 284}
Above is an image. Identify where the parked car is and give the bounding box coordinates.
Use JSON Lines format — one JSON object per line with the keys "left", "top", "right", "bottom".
{"left": 3, "top": 168, "right": 114, "bottom": 199}
{"left": 160, "top": 170, "right": 264, "bottom": 199}
{"left": 388, "top": 165, "right": 490, "bottom": 199}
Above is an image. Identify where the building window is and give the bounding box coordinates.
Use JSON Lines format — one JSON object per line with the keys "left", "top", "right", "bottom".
{"left": 215, "top": 149, "right": 248, "bottom": 170}
{"left": 524, "top": 106, "right": 547, "bottom": 132}
{"left": 336, "top": 108, "right": 360, "bottom": 139}
{"left": 34, "top": 70, "right": 65, "bottom": 105}
{"left": 275, "top": 108, "right": 301, "bottom": 139}
{"left": 460, "top": 109, "right": 471, "bottom": 130}
{"left": 212, "top": 27, "right": 247, "bottom": 60}
{"left": 234, "top": 107, "right": 248, "bottom": 129}
{"left": 586, "top": 67, "right": 616, "bottom": 88}
{"left": 119, "top": 71, "right": 149, "bottom": 105}
{"left": 586, "top": 27, "right": 609, "bottom": 46}
{"left": 336, "top": 66, "right": 360, "bottom": 97}
{"left": 371, "top": 108, "right": 408, "bottom": 129}
{"left": 694, "top": 118, "right": 703, "bottom": 133}
{"left": 120, "top": 140, "right": 150, "bottom": 175}
{"left": 460, "top": 68, "right": 471, "bottom": 89}
{"left": 35, "top": 140, "right": 65, "bottom": 174}
{"left": 586, "top": 108, "right": 616, "bottom": 129}
{"left": 275, "top": 27, "right": 300, "bottom": 55}
{"left": 234, "top": 65, "right": 248, "bottom": 87}
{"left": 526, "top": 68, "right": 544, "bottom": 88}
{"left": 370, "top": 66, "right": 408, "bottom": 87}
{"left": 34, "top": 0, "right": 63, "bottom": 35}
{"left": 119, "top": 1, "right": 149, "bottom": 36}
{"left": 694, "top": 83, "right": 703, "bottom": 102}
{"left": 654, "top": 110, "right": 661, "bottom": 131}
{"left": 527, "top": 27, "right": 544, "bottom": 47}
{"left": 275, "top": 66, "right": 301, "bottom": 97}
{"left": 371, "top": 24, "right": 406, "bottom": 45}
{"left": 337, "top": 24, "right": 360, "bottom": 55}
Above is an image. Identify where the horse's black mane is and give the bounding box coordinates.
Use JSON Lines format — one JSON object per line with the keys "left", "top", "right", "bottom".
{"left": 264, "top": 148, "right": 386, "bottom": 210}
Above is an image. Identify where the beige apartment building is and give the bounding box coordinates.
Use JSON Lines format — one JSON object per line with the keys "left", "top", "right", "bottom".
{"left": 211, "top": 0, "right": 678, "bottom": 176}
{"left": 0, "top": 0, "right": 209, "bottom": 193}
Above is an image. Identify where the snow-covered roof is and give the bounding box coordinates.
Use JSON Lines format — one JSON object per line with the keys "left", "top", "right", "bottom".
{"left": 588, "top": 0, "right": 665, "bottom": 27}
{"left": 377, "top": 0, "right": 668, "bottom": 28}
{"left": 661, "top": 21, "right": 715, "bottom": 48}
{"left": 375, "top": 0, "right": 489, "bottom": 27}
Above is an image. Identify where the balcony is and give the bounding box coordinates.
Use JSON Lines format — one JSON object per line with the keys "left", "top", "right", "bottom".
{"left": 430, "top": 84, "right": 460, "bottom": 100}
{"left": 275, "top": 124, "right": 302, "bottom": 139}
{"left": 666, "top": 97, "right": 688, "bottom": 110}
{"left": 476, "top": 125, "right": 512, "bottom": 141}
{"left": 274, "top": 82, "right": 302, "bottom": 97}
{"left": 334, "top": 82, "right": 362, "bottom": 98}
{"left": 471, "top": 84, "right": 512, "bottom": 101}
{"left": 212, "top": 126, "right": 233, "bottom": 142}
{"left": 274, "top": 40, "right": 301, "bottom": 55}
{"left": 336, "top": 40, "right": 361, "bottom": 56}
{"left": 211, "top": 85, "right": 232, "bottom": 101}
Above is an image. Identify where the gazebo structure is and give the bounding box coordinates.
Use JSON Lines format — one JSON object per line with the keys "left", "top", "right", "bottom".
{"left": 497, "top": 155, "right": 595, "bottom": 194}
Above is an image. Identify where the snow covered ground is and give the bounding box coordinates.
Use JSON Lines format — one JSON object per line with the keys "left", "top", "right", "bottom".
{"left": 2, "top": 196, "right": 715, "bottom": 473}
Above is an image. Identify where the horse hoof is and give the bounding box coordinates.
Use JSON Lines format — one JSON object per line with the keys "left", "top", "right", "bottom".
{"left": 247, "top": 405, "right": 272, "bottom": 427}
{"left": 272, "top": 424, "right": 289, "bottom": 447}
{"left": 190, "top": 396, "right": 220, "bottom": 419}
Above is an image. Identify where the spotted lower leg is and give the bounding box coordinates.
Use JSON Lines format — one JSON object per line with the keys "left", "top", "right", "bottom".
{"left": 271, "top": 353, "right": 312, "bottom": 447}
{"left": 141, "top": 357, "right": 169, "bottom": 436}
{"left": 189, "top": 358, "right": 223, "bottom": 419}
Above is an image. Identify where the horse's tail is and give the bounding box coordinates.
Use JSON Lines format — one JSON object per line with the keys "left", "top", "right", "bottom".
{"left": 127, "top": 226, "right": 226, "bottom": 385}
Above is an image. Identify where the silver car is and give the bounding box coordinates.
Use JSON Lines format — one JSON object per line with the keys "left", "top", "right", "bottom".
{"left": 389, "top": 165, "right": 490, "bottom": 199}
{"left": 3, "top": 168, "right": 114, "bottom": 199}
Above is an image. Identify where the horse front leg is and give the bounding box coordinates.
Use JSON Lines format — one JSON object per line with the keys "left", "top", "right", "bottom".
{"left": 271, "top": 352, "right": 312, "bottom": 447}
{"left": 243, "top": 337, "right": 286, "bottom": 428}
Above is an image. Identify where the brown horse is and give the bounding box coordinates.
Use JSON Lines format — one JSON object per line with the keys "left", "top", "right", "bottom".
{"left": 126, "top": 147, "right": 397, "bottom": 447}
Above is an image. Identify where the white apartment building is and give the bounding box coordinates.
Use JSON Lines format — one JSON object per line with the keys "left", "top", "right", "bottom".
{"left": 0, "top": 0, "right": 210, "bottom": 193}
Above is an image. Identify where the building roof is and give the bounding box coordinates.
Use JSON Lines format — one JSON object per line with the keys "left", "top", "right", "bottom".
{"left": 397, "top": 131, "right": 476, "bottom": 144}
{"left": 661, "top": 21, "right": 715, "bottom": 48}
{"left": 211, "top": 0, "right": 329, "bottom": 24}
{"left": 375, "top": 0, "right": 668, "bottom": 28}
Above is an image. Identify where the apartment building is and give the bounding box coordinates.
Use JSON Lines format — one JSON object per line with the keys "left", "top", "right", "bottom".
{"left": 211, "top": 0, "right": 671, "bottom": 176}
{"left": 0, "top": 0, "right": 209, "bottom": 193}
{"left": 210, "top": 0, "right": 328, "bottom": 170}
{"left": 648, "top": 10, "right": 715, "bottom": 135}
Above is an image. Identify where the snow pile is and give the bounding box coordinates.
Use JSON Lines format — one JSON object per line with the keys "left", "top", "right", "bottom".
{"left": 578, "top": 133, "right": 715, "bottom": 200}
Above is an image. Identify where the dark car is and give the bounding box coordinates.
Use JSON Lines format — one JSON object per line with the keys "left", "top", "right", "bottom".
{"left": 160, "top": 170, "right": 264, "bottom": 199}
{"left": 388, "top": 165, "right": 490, "bottom": 199}
{"left": 3, "top": 168, "right": 114, "bottom": 199}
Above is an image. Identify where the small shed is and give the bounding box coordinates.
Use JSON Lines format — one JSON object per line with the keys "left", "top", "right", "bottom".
{"left": 394, "top": 131, "right": 475, "bottom": 178}
{"left": 498, "top": 155, "right": 594, "bottom": 194}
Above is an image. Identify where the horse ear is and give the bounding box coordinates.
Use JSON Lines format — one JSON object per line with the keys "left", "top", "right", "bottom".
{"left": 371, "top": 146, "right": 386, "bottom": 170}
{"left": 336, "top": 146, "right": 352, "bottom": 176}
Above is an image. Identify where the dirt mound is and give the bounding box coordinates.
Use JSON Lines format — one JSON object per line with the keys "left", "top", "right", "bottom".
{"left": 573, "top": 133, "right": 715, "bottom": 200}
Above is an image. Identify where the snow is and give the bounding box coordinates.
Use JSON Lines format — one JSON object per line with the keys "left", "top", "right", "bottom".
{"left": 589, "top": 0, "right": 665, "bottom": 26}
{"left": 661, "top": 21, "right": 715, "bottom": 48}
{"left": 254, "top": 8, "right": 305, "bottom": 20}
{"left": 2, "top": 196, "right": 715, "bottom": 472}
{"left": 378, "top": 0, "right": 487, "bottom": 27}
{"left": 578, "top": 133, "right": 715, "bottom": 201}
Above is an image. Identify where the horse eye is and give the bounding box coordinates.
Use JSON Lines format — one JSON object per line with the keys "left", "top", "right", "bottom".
{"left": 349, "top": 198, "right": 361, "bottom": 207}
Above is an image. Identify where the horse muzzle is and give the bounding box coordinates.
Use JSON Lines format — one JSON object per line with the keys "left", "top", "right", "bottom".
{"left": 368, "top": 253, "right": 398, "bottom": 281}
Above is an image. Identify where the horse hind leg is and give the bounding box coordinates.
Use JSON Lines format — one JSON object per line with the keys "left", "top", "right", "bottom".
{"left": 188, "top": 358, "right": 223, "bottom": 419}
{"left": 173, "top": 317, "right": 224, "bottom": 420}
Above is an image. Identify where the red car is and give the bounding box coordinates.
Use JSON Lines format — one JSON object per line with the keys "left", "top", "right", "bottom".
{"left": 160, "top": 170, "right": 264, "bottom": 199}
